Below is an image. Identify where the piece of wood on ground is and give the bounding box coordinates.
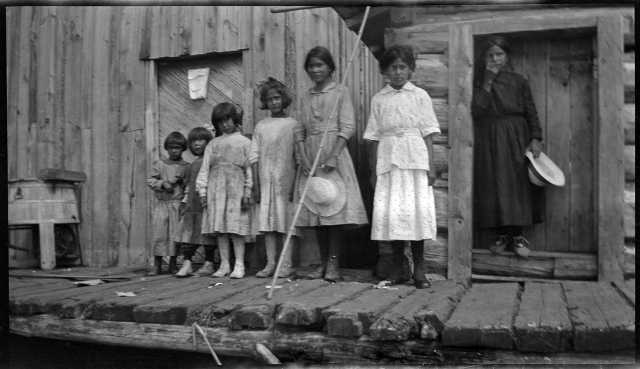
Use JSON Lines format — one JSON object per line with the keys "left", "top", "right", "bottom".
{"left": 614, "top": 279, "right": 635, "bottom": 306}
{"left": 513, "top": 282, "right": 572, "bottom": 352}
{"left": 442, "top": 283, "right": 520, "bottom": 349}
{"left": 563, "top": 281, "right": 635, "bottom": 352}
{"left": 85, "top": 276, "right": 218, "bottom": 322}
{"left": 229, "top": 279, "right": 328, "bottom": 330}
{"left": 275, "top": 282, "right": 372, "bottom": 329}
{"left": 10, "top": 275, "right": 171, "bottom": 317}
{"left": 369, "top": 280, "right": 466, "bottom": 341}
{"left": 322, "top": 284, "right": 415, "bottom": 338}
{"left": 134, "top": 277, "right": 266, "bottom": 325}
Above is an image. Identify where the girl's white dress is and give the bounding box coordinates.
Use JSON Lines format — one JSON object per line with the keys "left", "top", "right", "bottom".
{"left": 364, "top": 82, "right": 441, "bottom": 241}
{"left": 196, "top": 132, "right": 253, "bottom": 236}
{"left": 249, "top": 117, "right": 298, "bottom": 234}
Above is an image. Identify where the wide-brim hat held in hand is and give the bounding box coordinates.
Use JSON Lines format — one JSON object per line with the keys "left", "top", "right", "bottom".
{"left": 302, "top": 170, "right": 347, "bottom": 217}
{"left": 525, "top": 150, "right": 565, "bottom": 187}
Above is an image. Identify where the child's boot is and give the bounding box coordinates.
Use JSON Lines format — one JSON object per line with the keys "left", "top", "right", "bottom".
{"left": 277, "top": 244, "right": 294, "bottom": 278}
{"left": 229, "top": 237, "right": 245, "bottom": 279}
{"left": 212, "top": 237, "right": 231, "bottom": 277}
{"left": 256, "top": 238, "right": 276, "bottom": 278}
{"left": 168, "top": 256, "right": 177, "bottom": 275}
{"left": 194, "top": 261, "right": 215, "bottom": 276}
{"left": 148, "top": 256, "right": 163, "bottom": 276}
{"left": 324, "top": 242, "right": 342, "bottom": 282}
{"left": 411, "top": 241, "right": 430, "bottom": 289}
{"left": 175, "top": 259, "right": 193, "bottom": 278}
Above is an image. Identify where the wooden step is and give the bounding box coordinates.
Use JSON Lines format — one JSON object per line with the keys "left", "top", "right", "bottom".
{"left": 513, "top": 282, "right": 572, "bottom": 352}
{"left": 442, "top": 283, "right": 520, "bottom": 349}
{"left": 563, "top": 281, "right": 635, "bottom": 352}
{"left": 322, "top": 284, "right": 414, "bottom": 338}
{"left": 369, "top": 280, "right": 466, "bottom": 341}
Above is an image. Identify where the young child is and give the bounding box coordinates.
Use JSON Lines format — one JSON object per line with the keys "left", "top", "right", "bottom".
{"left": 293, "top": 46, "right": 368, "bottom": 282}
{"left": 174, "top": 127, "right": 217, "bottom": 277}
{"left": 250, "top": 77, "right": 298, "bottom": 278}
{"left": 146, "top": 131, "right": 189, "bottom": 275}
{"left": 196, "top": 103, "right": 253, "bottom": 278}
{"left": 363, "top": 45, "right": 441, "bottom": 289}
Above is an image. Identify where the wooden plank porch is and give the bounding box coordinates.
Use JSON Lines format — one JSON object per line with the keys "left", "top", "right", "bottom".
{"left": 9, "top": 267, "right": 636, "bottom": 364}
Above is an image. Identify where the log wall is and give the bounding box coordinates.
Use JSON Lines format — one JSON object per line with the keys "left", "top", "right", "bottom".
{"left": 6, "top": 6, "right": 383, "bottom": 267}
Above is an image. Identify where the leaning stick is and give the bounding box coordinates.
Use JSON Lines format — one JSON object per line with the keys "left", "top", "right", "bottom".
{"left": 267, "top": 6, "right": 372, "bottom": 299}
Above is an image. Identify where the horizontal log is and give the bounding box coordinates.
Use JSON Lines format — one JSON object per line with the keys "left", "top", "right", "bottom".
{"left": 412, "top": 55, "right": 448, "bottom": 98}
{"left": 424, "top": 235, "right": 448, "bottom": 275}
{"left": 624, "top": 245, "right": 635, "bottom": 278}
{"left": 432, "top": 143, "right": 449, "bottom": 175}
{"left": 624, "top": 189, "right": 635, "bottom": 240}
{"left": 432, "top": 98, "right": 448, "bottom": 132}
{"left": 384, "top": 28, "right": 449, "bottom": 54}
{"left": 623, "top": 104, "right": 634, "bottom": 145}
{"left": 624, "top": 145, "right": 634, "bottom": 181}
{"left": 9, "top": 314, "right": 439, "bottom": 364}
{"left": 624, "top": 62, "right": 634, "bottom": 104}
{"left": 472, "top": 249, "right": 597, "bottom": 280}
{"left": 38, "top": 168, "right": 87, "bottom": 183}
{"left": 434, "top": 188, "right": 447, "bottom": 229}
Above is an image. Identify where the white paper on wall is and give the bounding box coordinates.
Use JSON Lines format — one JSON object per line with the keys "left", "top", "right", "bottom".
{"left": 188, "top": 67, "right": 210, "bottom": 100}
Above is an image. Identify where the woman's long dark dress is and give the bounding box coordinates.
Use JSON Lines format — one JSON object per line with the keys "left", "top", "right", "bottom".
{"left": 472, "top": 69, "right": 544, "bottom": 229}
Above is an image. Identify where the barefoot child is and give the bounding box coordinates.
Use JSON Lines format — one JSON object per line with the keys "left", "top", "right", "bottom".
{"left": 147, "top": 131, "right": 189, "bottom": 275}
{"left": 364, "top": 45, "right": 441, "bottom": 288}
{"left": 250, "top": 78, "right": 298, "bottom": 278}
{"left": 196, "top": 103, "right": 253, "bottom": 278}
{"left": 175, "top": 127, "right": 217, "bottom": 277}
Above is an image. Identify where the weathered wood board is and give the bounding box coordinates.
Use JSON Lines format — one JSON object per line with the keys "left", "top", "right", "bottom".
{"left": 614, "top": 279, "right": 635, "bottom": 306}
{"left": 513, "top": 282, "right": 572, "bottom": 352}
{"left": 442, "top": 283, "right": 519, "bottom": 349}
{"left": 368, "top": 280, "right": 466, "bottom": 341}
{"left": 563, "top": 281, "right": 635, "bottom": 352}
{"left": 275, "top": 282, "right": 372, "bottom": 329}
{"left": 322, "top": 285, "right": 414, "bottom": 337}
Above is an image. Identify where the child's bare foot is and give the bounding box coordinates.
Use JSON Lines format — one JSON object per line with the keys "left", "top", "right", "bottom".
{"left": 194, "top": 261, "right": 214, "bottom": 276}
{"left": 212, "top": 262, "right": 230, "bottom": 278}
{"left": 255, "top": 264, "right": 275, "bottom": 278}
{"left": 175, "top": 260, "right": 193, "bottom": 278}
{"left": 229, "top": 263, "right": 245, "bottom": 279}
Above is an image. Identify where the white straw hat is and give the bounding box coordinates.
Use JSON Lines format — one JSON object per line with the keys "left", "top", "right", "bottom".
{"left": 302, "top": 170, "right": 347, "bottom": 217}
{"left": 525, "top": 150, "right": 566, "bottom": 187}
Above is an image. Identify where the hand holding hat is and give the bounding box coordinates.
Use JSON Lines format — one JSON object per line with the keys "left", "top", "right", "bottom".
{"left": 525, "top": 150, "right": 565, "bottom": 187}
{"left": 302, "top": 170, "right": 347, "bottom": 217}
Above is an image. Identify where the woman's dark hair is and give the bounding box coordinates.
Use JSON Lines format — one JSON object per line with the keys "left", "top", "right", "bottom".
{"left": 379, "top": 45, "right": 416, "bottom": 72}
{"left": 187, "top": 127, "right": 213, "bottom": 154}
{"left": 258, "top": 77, "right": 292, "bottom": 110}
{"left": 211, "top": 102, "right": 243, "bottom": 130}
{"left": 304, "top": 46, "right": 336, "bottom": 73}
{"left": 483, "top": 35, "right": 511, "bottom": 56}
{"left": 164, "top": 131, "right": 187, "bottom": 150}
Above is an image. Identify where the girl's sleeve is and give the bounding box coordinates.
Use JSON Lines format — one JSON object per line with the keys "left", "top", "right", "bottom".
{"left": 243, "top": 141, "right": 253, "bottom": 197}
{"left": 195, "top": 143, "right": 212, "bottom": 198}
{"left": 293, "top": 99, "right": 306, "bottom": 143}
{"left": 249, "top": 126, "right": 260, "bottom": 165}
{"left": 419, "top": 91, "right": 441, "bottom": 137}
{"left": 147, "top": 161, "right": 163, "bottom": 189}
{"left": 471, "top": 84, "right": 493, "bottom": 118}
{"left": 363, "top": 96, "right": 380, "bottom": 141}
{"left": 337, "top": 86, "right": 356, "bottom": 140}
{"left": 522, "top": 78, "right": 543, "bottom": 140}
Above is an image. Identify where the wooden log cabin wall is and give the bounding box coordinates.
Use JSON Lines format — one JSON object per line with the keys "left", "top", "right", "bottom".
{"left": 367, "top": 5, "right": 635, "bottom": 282}
{"left": 6, "top": 6, "right": 383, "bottom": 268}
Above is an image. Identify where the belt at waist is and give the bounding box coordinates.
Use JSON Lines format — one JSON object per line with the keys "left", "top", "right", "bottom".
{"left": 307, "top": 129, "right": 339, "bottom": 136}
{"left": 379, "top": 128, "right": 422, "bottom": 138}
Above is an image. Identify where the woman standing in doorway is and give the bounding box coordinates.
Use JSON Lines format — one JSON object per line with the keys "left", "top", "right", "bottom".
{"left": 472, "top": 35, "right": 544, "bottom": 258}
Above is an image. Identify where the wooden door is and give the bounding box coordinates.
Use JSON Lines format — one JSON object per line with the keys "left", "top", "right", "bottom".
{"left": 157, "top": 53, "right": 243, "bottom": 162}
{"left": 474, "top": 31, "right": 596, "bottom": 255}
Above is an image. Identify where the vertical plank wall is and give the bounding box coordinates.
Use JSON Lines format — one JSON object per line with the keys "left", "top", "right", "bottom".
{"left": 6, "top": 6, "right": 383, "bottom": 268}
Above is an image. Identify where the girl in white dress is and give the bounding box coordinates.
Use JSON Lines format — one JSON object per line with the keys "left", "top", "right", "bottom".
{"left": 250, "top": 78, "right": 298, "bottom": 278}
{"left": 196, "top": 103, "right": 253, "bottom": 279}
{"left": 364, "top": 45, "right": 441, "bottom": 288}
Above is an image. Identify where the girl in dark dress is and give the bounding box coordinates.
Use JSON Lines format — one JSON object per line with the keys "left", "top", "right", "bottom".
{"left": 472, "top": 36, "right": 544, "bottom": 258}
